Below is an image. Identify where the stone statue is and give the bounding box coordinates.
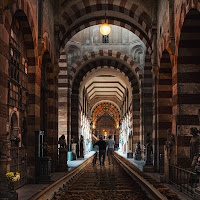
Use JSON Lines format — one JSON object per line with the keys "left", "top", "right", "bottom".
{"left": 135, "top": 141, "right": 142, "bottom": 160}
{"left": 146, "top": 132, "right": 152, "bottom": 146}
{"left": 165, "top": 128, "right": 175, "bottom": 157}
{"left": 190, "top": 127, "right": 200, "bottom": 163}
{"left": 58, "top": 135, "right": 67, "bottom": 148}
{"left": 58, "top": 135, "right": 68, "bottom": 171}
{"left": 145, "top": 133, "right": 153, "bottom": 164}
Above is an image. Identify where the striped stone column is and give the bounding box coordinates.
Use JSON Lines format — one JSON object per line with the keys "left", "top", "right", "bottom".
{"left": 143, "top": 53, "right": 153, "bottom": 145}
{"left": 58, "top": 52, "right": 68, "bottom": 147}
{"left": 152, "top": 65, "right": 159, "bottom": 171}
{"left": 27, "top": 59, "right": 41, "bottom": 182}
{"left": 157, "top": 50, "right": 172, "bottom": 173}
{"left": 46, "top": 63, "right": 58, "bottom": 172}
{"left": 132, "top": 93, "right": 140, "bottom": 150}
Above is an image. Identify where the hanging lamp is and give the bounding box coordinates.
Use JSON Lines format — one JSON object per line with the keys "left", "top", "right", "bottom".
{"left": 100, "top": 0, "right": 111, "bottom": 36}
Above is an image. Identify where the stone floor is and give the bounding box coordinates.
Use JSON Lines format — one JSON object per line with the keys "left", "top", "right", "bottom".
{"left": 17, "top": 150, "right": 193, "bottom": 200}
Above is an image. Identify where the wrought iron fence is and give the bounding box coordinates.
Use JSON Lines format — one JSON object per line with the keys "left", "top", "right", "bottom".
{"left": 169, "top": 164, "right": 198, "bottom": 198}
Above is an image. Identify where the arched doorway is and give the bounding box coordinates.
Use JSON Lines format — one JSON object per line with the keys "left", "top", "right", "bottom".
{"left": 58, "top": 12, "right": 153, "bottom": 160}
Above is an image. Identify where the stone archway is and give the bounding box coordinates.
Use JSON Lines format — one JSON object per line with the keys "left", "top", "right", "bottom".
{"left": 59, "top": 0, "right": 153, "bottom": 53}
{"left": 70, "top": 57, "right": 141, "bottom": 155}
{"left": 175, "top": 8, "right": 200, "bottom": 167}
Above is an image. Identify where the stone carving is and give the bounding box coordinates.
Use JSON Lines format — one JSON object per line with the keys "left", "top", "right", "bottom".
{"left": 134, "top": 141, "right": 142, "bottom": 160}
{"left": 58, "top": 135, "right": 67, "bottom": 148}
{"left": 165, "top": 128, "right": 175, "bottom": 157}
{"left": 190, "top": 127, "right": 200, "bottom": 163}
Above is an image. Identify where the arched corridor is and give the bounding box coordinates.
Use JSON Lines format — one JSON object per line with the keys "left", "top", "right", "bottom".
{"left": 0, "top": 0, "right": 200, "bottom": 200}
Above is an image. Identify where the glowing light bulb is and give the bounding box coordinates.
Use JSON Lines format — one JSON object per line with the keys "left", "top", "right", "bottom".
{"left": 100, "top": 23, "right": 111, "bottom": 35}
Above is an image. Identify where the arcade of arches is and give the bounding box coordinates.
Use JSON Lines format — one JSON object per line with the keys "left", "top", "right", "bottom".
{"left": 0, "top": 0, "right": 200, "bottom": 196}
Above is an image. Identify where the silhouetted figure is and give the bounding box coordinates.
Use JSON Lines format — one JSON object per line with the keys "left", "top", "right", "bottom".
{"left": 94, "top": 136, "right": 107, "bottom": 166}
{"left": 135, "top": 141, "right": 142, "bottom": 160}
{"left": 106, "top": 135, "right": 115, "bottom": 165}
{"left": 58, "top": 135, "right": 67, "bottom": 149}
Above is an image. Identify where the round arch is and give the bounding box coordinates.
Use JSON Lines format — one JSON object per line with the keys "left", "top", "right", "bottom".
{"left": 92, "top": 103, "right": 120, "bottom": 128}
{"left": 70, "top": 54, "right": 141, "bottom": 153}
{"left": 70, "top": 50, "right": 142, "bottom": 88}
{"left": 7, "top": 0, "right": 37, "bottom": 57}
{"left": 91, "top": 100, "right": 120, "bottom": 115}
{"left": 59, "top": 0, "right": 153, "bottom": 53}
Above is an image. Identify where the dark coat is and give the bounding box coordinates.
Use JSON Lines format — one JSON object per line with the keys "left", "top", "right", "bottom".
{"left": 95, "top": 139, "right": 107, "bottom": 151}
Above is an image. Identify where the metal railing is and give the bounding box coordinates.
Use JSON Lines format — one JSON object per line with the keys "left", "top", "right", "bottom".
{"left": 169, "top": 164, "right": 198, "bottom": 198}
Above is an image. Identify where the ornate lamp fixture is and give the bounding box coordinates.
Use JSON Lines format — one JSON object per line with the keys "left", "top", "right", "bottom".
{"left": 100, "top": 0, "right": 111, "bottom": 36}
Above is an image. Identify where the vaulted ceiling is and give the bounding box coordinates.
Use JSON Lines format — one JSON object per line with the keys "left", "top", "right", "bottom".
{"left": 92, "top": 103, "right": 120, "bottom": 128}
{"left": 85, "top": 75, "right": 126, "bottom": 104}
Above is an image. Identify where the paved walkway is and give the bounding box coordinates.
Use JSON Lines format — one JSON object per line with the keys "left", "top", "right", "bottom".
{"left": 16, "top": 151, "right": 95, "bottom": 200}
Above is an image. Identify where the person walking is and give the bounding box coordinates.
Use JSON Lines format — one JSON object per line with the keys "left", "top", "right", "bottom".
{"left": 94, "top": 136, "right": 107, "bottom": 166}
{"left": 107, "top": 135, "right": 115, "bottom": 165}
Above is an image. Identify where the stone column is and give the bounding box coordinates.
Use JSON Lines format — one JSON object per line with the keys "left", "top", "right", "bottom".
{"left": 127, "top": 135, "right": 133, "bottom": 158}
{"left": 46, "top": 63, "right": 59, "bottom": 172}
{"left": 152, "top": 65, "right": 159, "bottom": 171}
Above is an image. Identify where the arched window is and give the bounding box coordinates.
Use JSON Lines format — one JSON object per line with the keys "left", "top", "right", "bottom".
{"left": 10, "top": 113, "right": 19, "bottom": 147}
